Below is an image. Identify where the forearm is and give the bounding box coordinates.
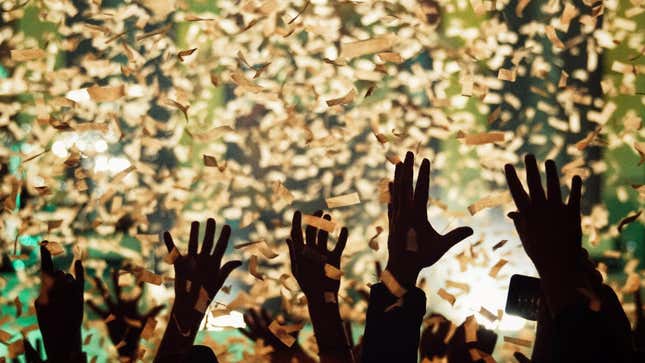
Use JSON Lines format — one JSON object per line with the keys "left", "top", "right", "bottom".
{"left": 154, "top": 307, "right": 203, "bottom": 362}
{"left": 361, "top": 283, "right": 425, "bottom": 363}
{"left": 307, "top": 295, "right": 354, "bottom": 363}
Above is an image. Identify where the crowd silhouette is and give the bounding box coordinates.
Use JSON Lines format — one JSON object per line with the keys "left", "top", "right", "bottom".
{"left": 14, "top": 152, "right": 643, "bottom": 362}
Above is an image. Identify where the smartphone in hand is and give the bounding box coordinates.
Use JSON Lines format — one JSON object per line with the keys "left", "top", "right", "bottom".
{"left": 505, "top": 274, "right": 541, "bottom": 321}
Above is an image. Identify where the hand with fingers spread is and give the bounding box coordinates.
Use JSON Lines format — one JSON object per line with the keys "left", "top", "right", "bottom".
{"left": 239, "top": 307, "right": 315, "bottom": 363}
{"left": 287, "top": 210, "right": 348, "bottom": 299}
{"left": 287, "top": 210, "right": 354, "bottom": 363}
{"left": 386, "top": 151, "right": 473, "bottom": 287}
{"left": 155, "top": 218, "right": 242, "bottom": 362}
{"left": 87, "top": 269, "right": 165, "bottom": 360}
{"left": 362, "top": 152, "right": 472, "bottom": 363}
{"left": 505, "top": 155, "right": 637, "bottom": 363}
{"left": 504, "top": 155, "right": 584, "bottom": 289}
{"left": 35, "top": 244, "right": 86, "bottom": 363}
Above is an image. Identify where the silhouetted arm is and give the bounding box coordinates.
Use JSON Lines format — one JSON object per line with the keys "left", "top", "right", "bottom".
{"left": 154, "top": 218, "right": 241, "bottom": 363}
{"left": 505, "top": 155, "right": 636, "bottom": 363}
{"left": 361, "top": 283, "right": 425, "bottom": 363}
{"left": 35, "top": 244, "right": 86, "bottom": 363}
{"left": 362, "top": 152, "right": 472, "bottom": 363}
{"left": 87, "top": 269, "right": 164, "bottom": 360}
{"left": 286, "top": 210, "right": 353, "bottom": 363}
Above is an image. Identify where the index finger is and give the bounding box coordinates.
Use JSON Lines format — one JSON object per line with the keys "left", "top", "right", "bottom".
{"left": 40, "top": 244, "right": 54, "bottom": 275}
{"left": 504, "top": 164, "right": 529, "bottom": 212}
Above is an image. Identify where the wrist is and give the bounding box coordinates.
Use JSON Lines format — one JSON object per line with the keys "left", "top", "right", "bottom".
{"left": 384, "top": 264, "right": 418, "bottom": 289}
{"left": 157, "top": 306, "right": 203, "bottom": 358}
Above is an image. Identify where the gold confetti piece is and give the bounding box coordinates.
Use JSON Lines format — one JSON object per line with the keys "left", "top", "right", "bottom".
{"left": 487, "top": 106, "right": 501, "bottom": 124}
{"left": 140, "top": 317, "right": 157, "bottom": 340}
{"left": 467, "top": 192, "right": 513, "bottom": 215}
{"left": 279, "top": 274, "right": 299, "bottom": 292}
{"left": 445, "top": 280, "right": 470, "bottom": 293}
{"left": 617, "top": 210, "right": 641, "bottom": 232}
{"left": 11, "top": 48, "right": 46, "bottom": 61}
{"left": 479, "top": 306, "right": 498, "bottom": 322}
{"left": 115, "top": 340, "right": 127, "bottom": 350}
{"left": 368, "top": 226, "right": 383, "bottom": 251}
{"left": 377, "top": 52, "right": 404, "bottom": 64}
{"left": 634, "top": 142, "right": 645, "bottom": 165}
{"left": 194, "top": 287, "right": 210, "bottom": 313}
{"left": 135, "top": 268, "right": 163, "bottom": 285}
{"left": 326, "top": 192, "right": 361, "bottom": 208}
{"left": 84, "top": 334, "right": 93, "bottom": 345}
{"left": 558, "top": 70, "right": 569, "bottom": 88}
{"left": 603, "top": 250, "right": 622, "bottom": 259}
{"left": 8, "top": 339, "right": 24, "bottom": 359}
{"left": 386, "top": 151, "right": 402, "bottom": 165}
{"left": 489, "top": 259, "right": 508, "bottom": 278}
{"left": 163, "top": 247, "right": 180, "bottom": 265}
{"left": 504, "top": 336, "right": 533, "bottom": 347}
{"left": 268, "top": 320, "right": 302, "bottom": 347}
{"left": 437, "top": 288, "right": 456, "bottom": 305}
{"left": 20, "top": 324, "right": 39, "bottom": 337}
{"left": 178, "top": 48, "right": 197, "bottom": 62}
{"left": 124, "top": 317, "right": 143, "bottom": 328}
{"left": 560, "top": 3, "right": 579, "bottom": 32}
{"left": 302, "top": 214, "right": 337, "bottom": 233}
{"left": 0, "top": 330, "right": 12, "bottom": 343}
{"left": 87, "top": 85, "right": 125, "bottom": 102}
{"left": 326, "top": 88, "right": 357, "bottom": 107}
{"left": 464, "top": 315, "right": 478, "bottom": 343}
{"left": 14, "top": 296, "right": 22, "bottom": 317}
{"left": 545, "top": 25, "right": 565, "bottom": 49}
{"left": 497, "top": 68, "right": 517, "bottom": 82}
{"left": 324, "top": 264, "right": 343, "bottom": 280}
{"left": 324, "top": 292, "right": 338, "bottom": 303}
{"left": 492, "top": 239, "right": 508, "bottom": 251}
{"left": 339, "top": 34, "right": 398, "bottom": 60}
{"left": 461, "top": 131, "right": 506, "bottom": 145}
{"left": 515, "top": 0, "right": 530, "bottom": 16}
{"left": 622, "top": 273, "right": 640, "bottom": 294}
{"left": 113, "top": 165, "right": 136, "bottom": 184}
{"left": 40, "top": 241, "right": 65, "bottom": 256}
{"left": 230, "top": 69, "right": 264, "bottom": 93}
{"left": 136, "top": 23, "right": 172, "bottom": 41}
{"left": 289, "top": 0, "right": 310, "bottom": 24}
{"left": 105, "top": 314, "right": 116, "bottom": 323}
{"left": 203, "top": 154, "right": 227, "bottom": 172}
{"left": 249, "top": 254, "right": 264, "bottom": 280}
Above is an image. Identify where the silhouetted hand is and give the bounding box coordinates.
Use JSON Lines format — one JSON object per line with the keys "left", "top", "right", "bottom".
{"left": 87, "top": 269, "right": 164, "bottom": 360}
{"left": 239, "top": 307, "right": 315, "bottom": 363}
{"left": 35, "top": 244, "right": 86, "bottom": 363}
{"left": 155, "top": 218, "right": 242, "bottom": 362}
{"left": 286, "top": 210, "right": 348, "bottom": 299}
{"left": 504, "top": 155, "right": 590, "bottom": 314}
{"left": 386, "top": 151, "right": 473, "bottom": 287}
{"left": 286, "top": 210, "right": 353, "bottom": 362}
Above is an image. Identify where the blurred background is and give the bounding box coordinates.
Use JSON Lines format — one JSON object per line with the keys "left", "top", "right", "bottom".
{"left": 0, "top": 0, "right": 643, "bottom": 361}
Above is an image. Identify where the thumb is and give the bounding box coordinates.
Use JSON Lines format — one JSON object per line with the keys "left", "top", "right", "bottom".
{"left": 440, "top": 226, "right": 473, "bottom": 251}
{"left": 514, "top": 351, "right": 532, "bottom": 363}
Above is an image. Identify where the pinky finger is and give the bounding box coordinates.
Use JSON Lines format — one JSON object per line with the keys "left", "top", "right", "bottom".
{"left": 332, "top": 227, "right": 348, "bottom": 258}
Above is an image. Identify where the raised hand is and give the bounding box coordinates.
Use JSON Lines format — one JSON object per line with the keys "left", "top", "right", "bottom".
{"left": 35, "top": 244, "right": 86, "bottom": 363}
{"left": 155, "top": 218, "right": 242, "bottom": 362}
{"left": 87, "top": 270, "right": 164, "bottom": 360}
{"left": 505, "top": 155, "right": 583, "bottom": 279}
{"left": 504, "top": 155, "right": 590, "bottom": 314}
{"left": 239, "top": 307, "right": 315, "bottom": 363}
{"left": 386, "top": 151, "right": 473, "bottom": 287}
{"left": 286, "top": 210, "right": 348, "bottom": 299}
{"left": 286, "top": 210, "right": 353, "bottom": 363}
